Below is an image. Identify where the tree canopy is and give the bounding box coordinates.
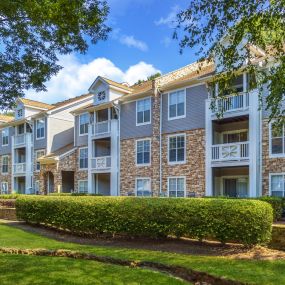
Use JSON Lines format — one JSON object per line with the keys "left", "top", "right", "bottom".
{"left": 175, "top": 0, "right": 285, "bottom": 122}
{"left": 134, "top": 73, "right": 162, "bottom": 85}
{"left": 0, "top": 0, "right": 110, "bottom": 109}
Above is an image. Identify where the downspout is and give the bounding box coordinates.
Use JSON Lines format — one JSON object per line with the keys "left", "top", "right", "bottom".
{"left": 159, "top": 88, "right": 162, "bottom": 196}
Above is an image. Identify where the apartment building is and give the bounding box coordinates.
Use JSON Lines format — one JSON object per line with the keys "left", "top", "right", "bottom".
{"left": 0, "top": 43, "right": 284, "bottom": 198}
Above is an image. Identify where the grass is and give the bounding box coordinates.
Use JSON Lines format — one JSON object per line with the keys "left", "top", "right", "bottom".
{"left": 0, "top": 223, "right": 284, "bottom": 285}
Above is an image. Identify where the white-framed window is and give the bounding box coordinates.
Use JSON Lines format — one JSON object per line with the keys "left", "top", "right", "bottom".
{"left": 270, "top": 173, "right": 285, "bottom": 197}
{"left": 79, "top": 113, "right": 89, "bottom": 135}
{"left": 168, "top": 177, "right": 186, "bottom": 197}
{"left": 35, "top": 150, "right": 45, "bottom": 171}
{"left": 36, "top": 118, "right": 45, "bottom": 139}
{"left": 168, "top": 134, "right": 186, "bottom": 164}
{"left": 79, "top": 148, "right": 88, "bottom": 169}
{"left": 1, "top": 182, "right": 8, "bottom": 194}
{"left": 1, "top": 156, "right": 8, "bottom": 174}
{"left": 136, "top": 97, "right": 151, "bottom": 125}
{"left": 78, "top": 180, "right": 88, "bottom": 193}
{"left": 270, "top": 122, "right": 285, "bottom": 157}
{"left": 136, "top": 178, "right": 151, "bottom": 197}
{"left": 34, "top": 180, "right": 40, "bottom": 193}
{"left": 136, "top": 139, "right": 151, "bottom": 166}
{"left": 168, "top": 89, "right": 186, "bottom": 120}
{"left": 2, "top": 128, "right": 9, "bottom": 146}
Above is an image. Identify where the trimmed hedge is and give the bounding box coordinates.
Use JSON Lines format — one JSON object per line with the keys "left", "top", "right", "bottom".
{"left": 16, "top": 196, "right": 273, "bottom": 245}
{"left": 258, "top": 197, "right": 283, "bottom": 221}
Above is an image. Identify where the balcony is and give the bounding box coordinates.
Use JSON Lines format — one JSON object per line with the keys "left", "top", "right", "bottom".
{"left": 210, "top": 92, "right": 249, "bottom": 116}
{"left": 13, "top": 163, "right": 26, "bottom": 175}
{"left": 91, "top": 156, "right": 111, "bottom": 171}
{"left": 13, "top": 133, "right": 33, "bottom": 147}
{"left": 211, "top": 142, "right": 249, "bottom": 163}
{"left": 90, "top": 120, "right": 111, "bottom": 138}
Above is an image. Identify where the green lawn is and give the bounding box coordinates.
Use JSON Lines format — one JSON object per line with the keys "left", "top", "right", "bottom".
{"left": 0, "top": 222, "right": 284, "bottom": 285}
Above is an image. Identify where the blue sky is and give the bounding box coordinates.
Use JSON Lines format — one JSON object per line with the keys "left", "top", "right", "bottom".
{"left": 27, "top": 0, "right": 199, "bottom": 104}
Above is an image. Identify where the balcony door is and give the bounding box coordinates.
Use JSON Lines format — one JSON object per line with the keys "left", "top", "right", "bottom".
{"left": 223, "top": 177, "right": 248, "bottom": 198}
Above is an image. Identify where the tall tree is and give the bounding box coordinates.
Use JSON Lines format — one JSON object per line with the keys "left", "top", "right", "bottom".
{"left": 175, "top": 1, "right": 285, "bottom": 122}
{"left": 0, "top": 0, "right": 110, "bottom": 109}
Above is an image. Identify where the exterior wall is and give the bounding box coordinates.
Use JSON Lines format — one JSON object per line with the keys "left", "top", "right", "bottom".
{"left": 120, "top": 99, "right": 153, "bottom": 139}
{"left": 0, "top": 155, "right": 12, "bottom": 193}
{"left": 262, "top": 119, "right": 285, "bottom": 196}
{"left": 33, "top": 117, "right": 47, "bottom": 150}
{"left": 161, "top": 129, "right": 206, "bottom": 197}
{"left": 74, "top": 148, "right": 88, "bottom": 192}
{"left": 162, "top": 84, "right": 208, "bottom": 133}
{"left": 0, "top": 127, "right": 14, "bottom": 155}
{"left": 74, "top": 115, "right": 88, "bottom": 147}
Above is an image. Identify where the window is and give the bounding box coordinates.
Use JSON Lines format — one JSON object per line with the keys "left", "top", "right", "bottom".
{"left": 222, "top": 130, "right": 248, "bottom": 144}
{"left": 168, "top": 90, "right": 185, "bottom": 120}
{"left": 79, "top": 148, "right": 88, "bottom": 169}
{"left": 36, "top": 119, "right": 45, "bottom": 139}
{"left": 2, "top": 128, "right": 9, "bottom": 146}
{"left": 136, "top": 139, "right": 151, "bottom": 165}
{"left": 136, "top": 98, "right": 151, "bottom": 125}
{"left": 79, "top": 113, "right": 89, "bottom": 135}
{"left": 1, "top": 156, "right": 8, "bottom": 174}
{"left": 270, "top": 122, "right": 285, "bottom": 156}
{"left": 17, "top": 124, "right": 25, "bottom": 135}
{"left": 270, "top": 174, "right": 285, "bottom": 197}
{"left": 136, "top": 178, "right": 151, "bottom": 196}
{"left": 1, "top": 182, "right": 8, "bottom": 194}
{"left": 17, "top": 109, "right": 23, "bottom": 118}
{"left": 34, "top": 180, "right": 40, "bottom": 194}
{"left": 78, "top": 180, "right": 88, "bottom": 193}
{"left": 35, "top": 150, "right": 45, "bottom": 171}
{"left": 168, "top": 177, "right": 186, "bottom": 197}
{"left": 168, "top": 134, "right": 186, "bottom": 164}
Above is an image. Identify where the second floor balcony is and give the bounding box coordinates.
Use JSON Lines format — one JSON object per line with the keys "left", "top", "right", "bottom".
{"left": 91, "top": 156, "right": 111, "bottom": 172}
{"left": 13, "top": 133, "right": 33, "bottom": 148}
{"left": 90, "top": 120, "right": 111, "bottom": 138}
{"left": 13, "top": 163, "right": 26, "bottom": 175}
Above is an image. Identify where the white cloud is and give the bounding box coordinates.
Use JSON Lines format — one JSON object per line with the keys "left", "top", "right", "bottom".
{"left": 155, "top": 5, "right": 181, "bottom": 28}
{"left": 161, "top": 37, "right": 172, "bottom": 47}
{"left": 120, "top": 35, "right": 148, "bottom": 52}
{"left": 25, "top": 55, "right": 160, "bottom": 104}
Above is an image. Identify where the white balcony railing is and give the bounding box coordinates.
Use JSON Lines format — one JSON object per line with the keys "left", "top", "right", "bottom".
{"left": 211, "top": 92, "right": 249, "bottom": 114}
{"left": 13, "top": 163, "right": 26, "bottom": 174}
{"left": 13, "top": 133, "right": 33, "bottom": 147}
{"left": 212, "top": 142, "right": 249, "bottom": 162}
{"left": 91, "top": 156, "right": 111, "bottom": 170}
{"left": 91, "top": 120, "right": 111, "bottom": 137}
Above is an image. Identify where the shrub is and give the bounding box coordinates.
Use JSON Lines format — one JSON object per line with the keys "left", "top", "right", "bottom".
{"left": 16, "top": 196, "right": 273, "bottom": 245}
{"left": 258, "top": 197, "right": 283, "bottom": 221}
{"left": 48, "top": 193, "right": 103, "bottom": 196}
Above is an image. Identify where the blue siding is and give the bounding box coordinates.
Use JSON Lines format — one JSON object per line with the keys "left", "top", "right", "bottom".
{"left": 120, "top": 99, "right": 153, "bottom": 139}
{"left": 75, "top": 115, "right": 88, "bottom": 147}
{"left": 162, "top": 84, "right": 208, "bottom": 133}
{"left": 33, "top": 117, "right": 47, "bottom": 150}
{"left": 0, "top": 127, "right": 13, "bottom": 155}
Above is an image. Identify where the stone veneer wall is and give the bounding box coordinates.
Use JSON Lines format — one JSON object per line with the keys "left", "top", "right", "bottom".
{"left": 262, "top": 119, "right": 285, "bottom": 196}
{"left": 74, "top": 148, "right": 88, "bottom": 192}
{"left": 0, "top": 155, "right": 12, "bottom": 193}
{"left": 161, "top": 129, "right": 206, "bottom": 197}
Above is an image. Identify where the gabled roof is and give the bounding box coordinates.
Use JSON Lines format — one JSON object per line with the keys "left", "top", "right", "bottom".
{"left": 89, "top": 76, "right": 133, "bottom": 93}
{"left": 19, "top": 98, "right": 54, "bottom": 110}
{"left": 0, "top": 114, "right": 14, "bottom": 123}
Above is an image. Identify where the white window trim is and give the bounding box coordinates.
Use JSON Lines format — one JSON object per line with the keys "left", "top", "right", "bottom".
{"left": 135, "top": 138, "right": 151, "bottom": 167}
{"left": 78, "top": 113, "right": 89, "bottom": 136}
{"left": 136, "top": 97, "right": 152, "bottom": 126}
{"left": 2, "top": 127, "right": 9, "bottom": 146}
{"left": 78, "top": 180, "right": 88, "bottom": 193}
{"left": 1, "top": 155, "right": 9, "bottom": 175}
{"left": 1, "top": 182, "right": 9, "bottom": 194}
{"left": 135, "top": 177, "right": 151, "bottom": 196}
{"left": 36, "top": 118, "right": 45, "bottom": 140}
{"left": 78, "top": 147, "right": 88, "bottom": 170}
{"left": 269, "top": 121, "right": 285, "bottom": 158}
{"left": 167, "top": 133, "right": 186, "bottom": 165}
{"left": 167, "top": 88, "right": 186, "bottom": 121}
{"left": 269, "top": 173, "right": 285, "bottom": 197}
{"left": 167, "top": 176, "right": 186, "bottom": 197}
{"left": 35, "top": 150, "right": 45, "bottom": 172}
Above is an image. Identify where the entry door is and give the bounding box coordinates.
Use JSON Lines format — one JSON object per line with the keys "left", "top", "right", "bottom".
{"left": 224, "top": 179, "right": 237, "bottom": 197}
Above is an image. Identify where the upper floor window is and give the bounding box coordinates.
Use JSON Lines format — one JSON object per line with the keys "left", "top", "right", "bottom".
{"left": 1, "top": 182, "right": 8, "bottom": 194}
{"left": 36, "top": 119, "right": 45, "bottom": 139}
{"left": 35, "top": 150, "right": 45, "bottom": 171}
{"left": 17, "top": 124, "right": 25, "bottom": 135}
{"left": 168, "top": 90, "right": 185, "bottom": 120}
{"left": 136, "top": 98, "right": 151, "bottom": 125}
{"left": 168, "top": 177, "right": 186, "bottom": 197}
{"left": 79, "top": 113, "right": 89, "bottom": 135}
{"left": 168, "top": 134, "right": 186, "bottom": 164}
{"left": 79, "top": 148, "right": 88, "bottom": 169}
{"left": 136, "top": 178, "right": 151, "bottom": 197}
{"left": 270, "top": 122, "right": 285, "bottom": 156}
{"left": 136, "top": 139, "right": 151, "bottom": 166}
{"left": 1, "top": 156, "right": 8, "bottom": 174}
{"left": 270, "top": 174, "right": 285, "bottom": 197}
{"left": 2, "top": 128, "right": 9, "bottom": 146}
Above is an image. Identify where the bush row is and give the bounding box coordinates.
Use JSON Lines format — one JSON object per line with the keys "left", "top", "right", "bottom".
{"left": 258, "top": 197, "right": 284, "bottom": 221}
{"left": 16, "top": 196, "right": 273, "bottom": 245}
